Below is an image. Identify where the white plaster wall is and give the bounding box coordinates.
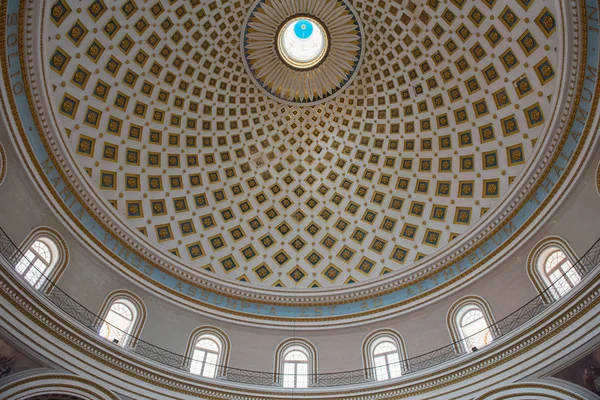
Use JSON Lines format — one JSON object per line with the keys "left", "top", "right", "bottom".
{"left": 1, "top": 126, "right": 599, "bottom": 374}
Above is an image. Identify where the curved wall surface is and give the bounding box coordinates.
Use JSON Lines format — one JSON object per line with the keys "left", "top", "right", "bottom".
{"left": 0, "top": 128, "right": 598, "bottom": 380}
{"left": 0, "top": 0, "right": 599, "bottom": 398}
{"left": 0, "top": 94, "right": 599, "bottom": 398}
{"left": 0, "top": 0, "right": 595, "bottom": 329}
{"left": 0, "top": 241, "right": 598, "bottom": 399}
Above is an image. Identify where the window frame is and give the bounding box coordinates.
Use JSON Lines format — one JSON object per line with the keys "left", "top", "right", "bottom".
{"left": 282, "top": 346, "right": 310, "bottom": 388}
{"left": 14, "top": 227, "right": 68, "bottom": 293}
{"left": 98, "top": 298, "right": 138, "bottom": 347}
{"left": 527, "top": 236, "right": 579, "bottom": 303}
{"left": 15, "top": 239, "right": 55, "bottom": 289}
{"left": 455, "top": 304, "right": 493, "bottom": 353}
{"left": 371, "top": 339, "right": 402, "bottom": 381}
{"left": 189, "top": 335, "right": 222, "bottom": 378}
{"left": 274, "top": 338, "right": 317, "bottom": 388}
{"left": 447, "top": 296, "right": 497, "bottom": 354}
{"left": 362, "top": 329, "right": 408, "bottom": 381}
{"left": 543, "top": 250, "right": 580, "bottom": 299}
{"left": 183, "top": 326, "right": 230, "bottom": 378}
{"left": 95, "top": 290, "right": 146, "bottom": 348}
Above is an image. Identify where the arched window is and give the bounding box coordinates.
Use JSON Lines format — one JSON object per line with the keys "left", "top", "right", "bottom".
{"left": 190, "top": 334, "right": 221, "bottom": 377}
{"left": 14, "top": 228, "right": 68, "bottom": 293}
{"left": 447, "top": 296, "right": 496, "bottom": 354}
{"left": 362, "top": 329, "right": 408, "bottom": 381}
{"left": 96, "top": 291, "right": 146, "bottom": 348}
{"left": 99, "top": 299, "right": 136, "bottom": 346}
{"left": 372, "top": 340, "right": 401, "bottom": 380}
{"left": 527, "top": 237, "right": 579, "bottom": 302}
{"left": 184, "top": 327, "right": 230, "bottom": 378}
{"left": 15, "top": 239, "right": 55, "bottom": 289}
{"left": 457, "top": 306, "right": 493, "bottom": 352}
{"left": 282, "top": 346, "right": 310, "bottom": 388}
{"left": 275, "top": 338, "right": 317, "bottom": 388}
{"left": 544, "top": 250, "right": 580, "bottom": 299}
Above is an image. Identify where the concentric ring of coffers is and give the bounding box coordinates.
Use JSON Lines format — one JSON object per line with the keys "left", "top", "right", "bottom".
{"left": 36, "top": 0, "right": 576, "bottom": 314}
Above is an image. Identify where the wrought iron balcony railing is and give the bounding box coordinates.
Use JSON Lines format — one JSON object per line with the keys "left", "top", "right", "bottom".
{"left": 0, "top": 226, "right": 598, "bottom": 388}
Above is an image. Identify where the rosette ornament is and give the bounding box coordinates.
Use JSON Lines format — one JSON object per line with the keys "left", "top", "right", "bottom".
{"left": 242, "top": 0, "right": 363, "bottom": 105}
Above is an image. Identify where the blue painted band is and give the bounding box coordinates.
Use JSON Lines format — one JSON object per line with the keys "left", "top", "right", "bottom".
{"left": 3, "top": 0, "right": 598, "bottom": 319}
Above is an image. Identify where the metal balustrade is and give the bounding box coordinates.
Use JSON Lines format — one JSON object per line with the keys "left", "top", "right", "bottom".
{"left": 0, "top": 226, "right": 598, "bottom": 388}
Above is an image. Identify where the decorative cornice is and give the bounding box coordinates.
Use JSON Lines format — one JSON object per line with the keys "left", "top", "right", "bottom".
{"left": 0, "top": 141, "right": 6, "bottom": 186}
{"left": 0, "top": 0, "right": 598, "bottom": 328}
{"left": 0, "top": 258, "right": 598, "bottom": 399}
{"left": 475, "top": 382, "right": 587, "bottom": 400}
{"left": 1, "top": 374, "right": 121, "bottom": 400}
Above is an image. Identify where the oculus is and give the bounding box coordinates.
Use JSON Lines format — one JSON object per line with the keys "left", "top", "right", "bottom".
{"left": 276, "top": 17, "right": 329, "bottom": 69}
{"left": 242, "top": 0, "right": 363, "bottom": 104}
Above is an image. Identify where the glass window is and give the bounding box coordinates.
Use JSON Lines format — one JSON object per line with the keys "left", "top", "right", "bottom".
{"left": 190, "top": 335, "right": 221, "bottom": 378}
{"left": 99, "top": 301, "right": 136, "bottom": 346}
{"left": 277, "top": 17, "right": 328, "bottom": 69}
{"left": 15, "top": 239, "right": 56, "bottom": 289}
{"left": 282, "top": 347, "right": 309, "bottom": 388}
{"left": 544, "top": 250, "right": 580, "bottom": 299}
{"left": 372, "top": 340, "right": 401, "bottom": 381}
{"left": 459, "top": 307, "right": 492, "bottom": 352}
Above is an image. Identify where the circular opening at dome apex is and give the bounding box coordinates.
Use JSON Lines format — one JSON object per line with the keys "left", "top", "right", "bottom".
{"left": 277, "top": 16, "right": 329, "bottom": 69}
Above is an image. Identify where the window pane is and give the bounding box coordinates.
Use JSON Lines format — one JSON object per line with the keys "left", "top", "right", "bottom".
{"left": 190, "top": 335, "right": 222, "bottom": 378}
{"left": 205, "top": 351, "right": 218, "bottom": 376}
{"left": 24, "top": 250, "right": 35, "bottom": 263}
{"left": 203, "top": 361, "right": 217, "bottom": 378}
{"left": 554, "top": 276, "right": 571, "bottom": 297}
{"left": 283, "top": 363, "right": 295, "bottom": 388}
{"left": 373, "top": 341, "right": 397, "bottom": 355}
{"left": 566, "top": 268, "right": 581, "bottom": 285}
{"left": 285, "top": 349, "right": 308, "bottom": 361}
{"left": 373, "top": 355, "right": 386, "bottom": 367}
{"left": 196, "top": 338, "right": 219, "bottom": 352}
{"left": 99, "top": 302, "right": 135, "bottom": 346}
{"left": 296, "top": 363, "right": 308, "bottom": 388}
{"left": 545, "top": 251, "right": 566, "bottom": 272}
{"left": 24, "top": 268, "right": 42, "bottom": 287}
{"left": 375, "top": 365, "right": 389, "bottom": 381}
{"left": 388, "top": 356, "right": 402, "bottom": 379}
{"left": 190, "top": 353, "right": 205, "bottom": 375}
{"left": 373, "top": 343, "right": 401, "bottom": 381}
{"left": 297, "top": 363, "right": 308, "bottom": 375}
{"left": 205, "top": 352, "right": 218, "bottom": 364}
{"left": 15, "top": 251, "right": 34, "bottom": 274}
{"left": 111, "top": 303, "right": 133, "bottom": 319}
{"left": 282, "top": 360, "right": 309, "bottom": 388}
{"left": 387, "top": 353, "right": 400, "bottom": 364}
{"left": 99, "top": 321, "right": 126, "bottom": 345}
{"left": 296, "top": 374, "right": 308, "bottom": 388}
{"left": 283, "top": 362, "right": 295, "bottom": 374}
{"left": 31, "top": 240, "right": 52, "bottom": 263}
{"left": 107, "top": 310, "right": 133, "bottom": 332}
{"left": 33, "top": 259, "right": 47, "bottom": 273}
{"left": 16, "top": 240, "right": 58, "bottom": 291}
{"left": 549, "top": 270, "right": 563, "bottom": 283}
{"left": 461, "top": 309, "right": 484, "bottom": 327}
{"left": 460, "top": 307, "right": 492, "bottom": 351}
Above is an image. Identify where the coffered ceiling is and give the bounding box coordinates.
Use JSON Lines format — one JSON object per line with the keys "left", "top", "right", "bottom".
{"left": 46, "top": 0, "right": 560, "bottom": 288}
